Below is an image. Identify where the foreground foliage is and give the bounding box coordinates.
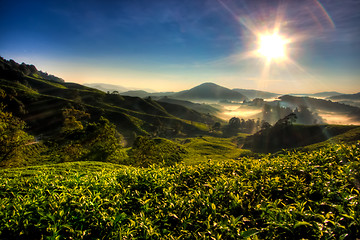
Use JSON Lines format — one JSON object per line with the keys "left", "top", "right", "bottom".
{"left": 0, "top": 89, "right": 34, "bottom": 165}
{"left": 0, "top": 143, "right": 359, "bottom": 239}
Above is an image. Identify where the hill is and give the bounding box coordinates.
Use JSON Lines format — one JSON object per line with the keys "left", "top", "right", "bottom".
{"left": 279, "top": 95, "right": 360, "bottom": 121}
{"left": 120, "top": 90, "right": 150, "bottom": 97}
{"left": 120, "top": 90, "right": 175, "bottom": 98}
{"left": 311, "top": 91, "right": 344, "bottom": 98}
{"left": 243, "top": 124, "right": 359, "bottom": 153}
{"left": 328, "top": 92, "right": 360, "bottom": 101}
{"left": 156, "top": 101, "right": 222, "bottom": 124}
{"left": 172, "top": 82, "right": 248, "bottom": 101}
{"left": 0, "top": 56, "right": 64, "bottom": 83}
{"left": 83, "top": 83, "right": 129, "bottom": 93}
{"left": 289, "top": 91, "right": 344, "bottom": 98}
{"left": 232, "top": 88, "right": 279, "bottom": 100}
{"left": 158, "top": 97, "right": 221, "bottom": 115}
{"left": 0, "top": 58, "right": 218, "bottom": 145}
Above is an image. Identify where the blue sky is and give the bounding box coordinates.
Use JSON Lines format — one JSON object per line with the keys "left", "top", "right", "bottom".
{"left": 1, "top": 0, "right": 359, "bottom": 93}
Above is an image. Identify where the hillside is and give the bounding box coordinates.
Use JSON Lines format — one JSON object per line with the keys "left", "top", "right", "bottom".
{"left": 328, "top": 92, "right": 360, "bottom": 101}
{"left": 83, "top": 83, "right": 129, "bottom": 93}
{"left": 289, "top": 92, "right": 344, "bottom": 98}
{"left": 158, "top": 97, "right": 221, "bottom": 115}
{"left": 243, "top": 124, "right": 359, "bottom": 153}
{"left": 120, "top": 90, "right": 175, "bottom": 98}
{"left": 1, "top": 142, "right": 359, "bottom": 239}
{"left": 279, "top": 95, "right": 360, "bottom": 121}
{"left": 312, "top": 91, "right": 344, "bottom": 98}
{"left": 120, "top": 90, "right": 150, "bottom": 97}
{"left": 0, "top": 57, "right": 64, "bottom": 83}
{"left": 232, "top": 88, "right": 279, "bottom": 100}
{"left": 172, "top": 82, "right": 248, "bottom": 101}
{"left": 156, "top": 101, "right": 222, "bottom": 124}
{"left": 0, "top": 58, "right": 218, "bottom": 145}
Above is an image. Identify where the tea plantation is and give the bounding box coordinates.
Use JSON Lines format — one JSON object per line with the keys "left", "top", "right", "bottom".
{"left": 0, "top": 143, "right": 359, "bottom": 239}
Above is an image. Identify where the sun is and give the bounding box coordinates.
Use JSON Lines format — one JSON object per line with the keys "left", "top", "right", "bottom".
{"left": 257, "top": 34, "right": 288, "bottom": 61}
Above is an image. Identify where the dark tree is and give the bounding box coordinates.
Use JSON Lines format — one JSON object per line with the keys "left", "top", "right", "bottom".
{"left": 229, "top": 117, "right": 241, "bottom": 130}
{"left": 275, "top": 113, "right": 297, "bottom": 127}
{"left": 212, "top": 122, "right": 221, "bottom": 131}
{"left": 261, "top": 121, "right": 271, "bottom": 130}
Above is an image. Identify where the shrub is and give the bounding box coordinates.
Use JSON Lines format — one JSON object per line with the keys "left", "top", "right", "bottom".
{"left": 127, "top": 136, "right": 187, "bottom": 167}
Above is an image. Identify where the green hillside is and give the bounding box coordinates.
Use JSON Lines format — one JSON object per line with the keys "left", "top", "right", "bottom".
{"left": 0, "top": 58, "right": 220, "bottom": 144}
{"left": 0, "top": 143, "right": 359, "bottom": 239}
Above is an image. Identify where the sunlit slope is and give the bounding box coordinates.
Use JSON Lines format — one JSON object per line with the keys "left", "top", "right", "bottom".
{"left": 1, "top": 143, "right": 359, "bottom": 239}
{"left": 177, "top": 135, "right": 251, "bottom": 164}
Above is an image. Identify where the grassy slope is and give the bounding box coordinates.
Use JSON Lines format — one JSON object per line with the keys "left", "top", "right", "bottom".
{"left": 178, "top": 135, "right": 251, "bottom": 165}
{"left": 0, "top": 75, "right": 212, "bottom": 143}
{"left": 0, "top": 143, "right": 359, "bottom": 239}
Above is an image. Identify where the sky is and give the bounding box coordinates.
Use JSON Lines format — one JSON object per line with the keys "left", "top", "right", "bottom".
{"left": 1, "top": 0, "right": 359, "bottom": 93}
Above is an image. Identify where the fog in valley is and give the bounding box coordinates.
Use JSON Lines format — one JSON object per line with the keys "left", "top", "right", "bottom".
{"left": 196, "top": 97, "right": 360, "bottom": 127}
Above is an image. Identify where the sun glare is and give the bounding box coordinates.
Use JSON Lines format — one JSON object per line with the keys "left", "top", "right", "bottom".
{"left": 257, "top": 34, "right": 287, "bottom": 60}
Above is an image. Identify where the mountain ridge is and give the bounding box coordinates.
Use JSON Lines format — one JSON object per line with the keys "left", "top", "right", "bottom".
{"left": 328, "top": 92, "right": 360, "bottom": 100}
{"left": 232, "top": 88, "right": 279, "bottom": 100}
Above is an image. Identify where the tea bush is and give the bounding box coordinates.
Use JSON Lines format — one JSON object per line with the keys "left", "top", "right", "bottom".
{"left": 0, "top": 143, "right": 359, "bottom": 239}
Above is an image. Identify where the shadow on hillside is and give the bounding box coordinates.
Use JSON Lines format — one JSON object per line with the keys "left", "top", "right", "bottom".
{"left": 242, "top": 124, "right": 357, "bottom": 153}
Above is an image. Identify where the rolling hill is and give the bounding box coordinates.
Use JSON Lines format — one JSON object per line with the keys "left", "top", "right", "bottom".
{"left": 83, "top": 83, "right": 129, "bottom": 93}
{"left": 312, "top": 91, "right": 344, "bottom": 98}
{"left": 328, "top": 92, "right": 360, "bottom": 101}
{"left": 157, "top": 97, "right": 221, "bottom": 115}
{"left": 120, "top": 90, "right": 175, "bottom": 98}
{"left": 232, "top": 88, "right": 279, "bottom": 100}
{"left": 289, "top": 91, "right": 344, "bottom": 98}
{"left": 279, "top": 95, "right": 360, "bottom": 121}
{"left": 0, "top": 58, "right": 219, "bottom": 145}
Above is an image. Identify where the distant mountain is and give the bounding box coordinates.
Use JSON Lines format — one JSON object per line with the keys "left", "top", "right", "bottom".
{"left": 312, "top": 91, "right": 344, "bottom": 98}
{"left": 172, "top": 82, "right": 247, "bottom": 101}
{"left": 289, "top": 92, "right": 344, "bottom": 98}
{"left": 232, "top": 88, "right": 279, "bottom": 100}
{"left": 328, "top": 92, "right": 360, "bottom": 101}
{"left": 84, "top": 83, "right": 129, "bottom": 93}
{"left": 120, "top": 90, "right": 175, "bottom": 98}
{"left": 120, "top": 90, "right": 149, "bottom": 97}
